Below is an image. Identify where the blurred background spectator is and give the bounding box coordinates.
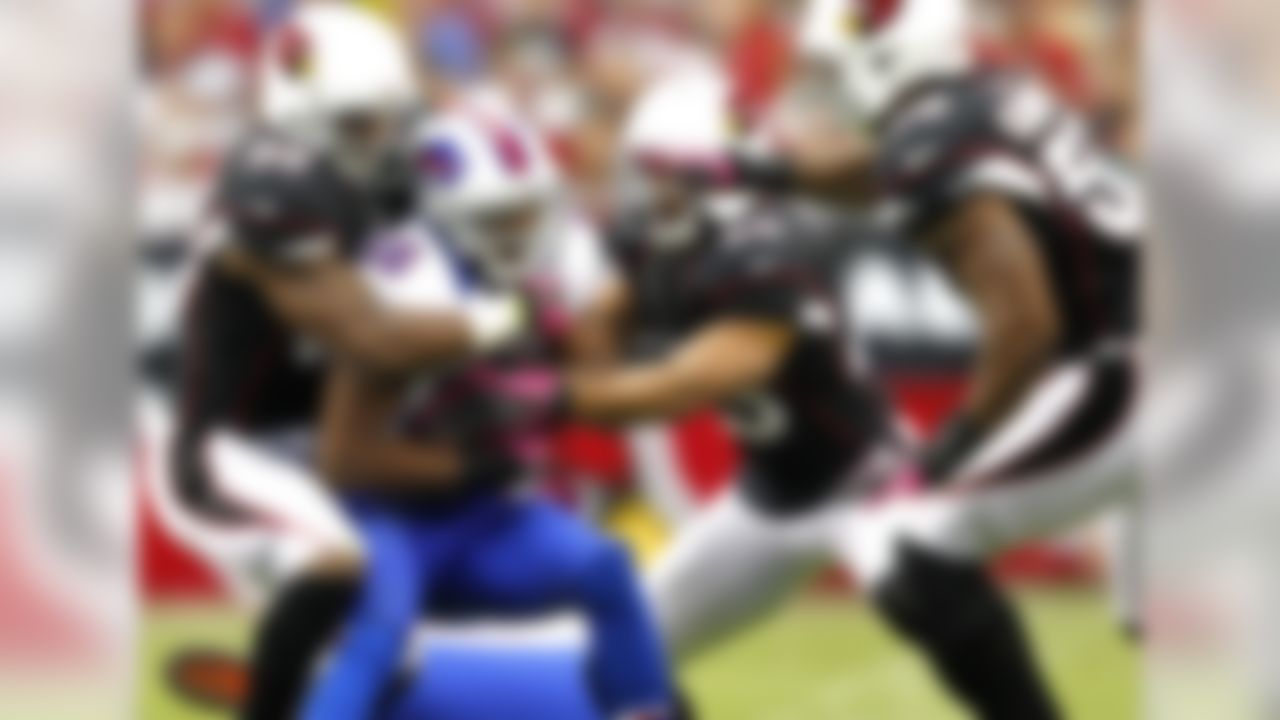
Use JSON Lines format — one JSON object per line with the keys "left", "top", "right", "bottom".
{"left": 137, "top": 0, "right": 1134, "bottom": 240}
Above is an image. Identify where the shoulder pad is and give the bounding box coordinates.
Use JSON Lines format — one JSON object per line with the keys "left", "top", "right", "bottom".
{"left": 878, "top": 80, "right": 995, "bottom": 187}
{"left": 216, "top": 133, "right": 351, "bottom": 263}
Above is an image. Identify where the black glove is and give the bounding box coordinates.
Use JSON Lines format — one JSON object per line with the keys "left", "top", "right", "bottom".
{"left": 730, "top": 152, "right": 797, "bottom": 193}
{"left": 920, "top": 415, "right": 986, "bottom": 486}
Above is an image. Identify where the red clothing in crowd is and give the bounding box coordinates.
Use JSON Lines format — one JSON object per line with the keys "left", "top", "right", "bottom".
{"left": 725, "top": 16, "right": 793, "bottom": 123}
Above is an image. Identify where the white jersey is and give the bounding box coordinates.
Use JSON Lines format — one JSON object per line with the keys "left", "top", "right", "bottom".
{"left": 359, "top": 213, "right": 615, "bottom": 319}
{"left": 356, "top": 212, "right": 616, "bottom": 438}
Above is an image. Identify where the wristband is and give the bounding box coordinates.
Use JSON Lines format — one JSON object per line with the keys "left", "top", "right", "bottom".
{"left": 921, "top": 415, "right": 986, "bottom": 485}
{"left": 462, "top": 294, "right": 527, "bottom": 352}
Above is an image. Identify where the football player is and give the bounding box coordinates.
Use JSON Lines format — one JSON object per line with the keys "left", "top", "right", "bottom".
{"left": 298, "top": 106, "right": 679, "bottom": 720}
{"left": 496, "top": 65, "right": 1067, "bottom": 719}
{"left": 789, "top": 0, "right": 1140, "bottom": 716}
{"left": 168, "top": 5, "right": 539, "bottom": 718}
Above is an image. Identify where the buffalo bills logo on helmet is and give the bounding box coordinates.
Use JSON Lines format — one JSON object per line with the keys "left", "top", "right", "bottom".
{"left": 418, "top": 141, "right": 463, "bottom": 185}
{"left": 489, "top": 126, "right": 530, "bottom": 175}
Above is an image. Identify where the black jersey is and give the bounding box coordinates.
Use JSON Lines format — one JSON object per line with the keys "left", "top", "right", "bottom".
{"left": 613, "top": 206, "right": 896, "bottom": 515}
{"left": 606, "top": 212, "right": 720, "bottom": 360}
{"left": 172, "top": 132, "right": 374, "bottom": 514}
{"left": 875, "top": 72, "right": 1141, "bottom": 357}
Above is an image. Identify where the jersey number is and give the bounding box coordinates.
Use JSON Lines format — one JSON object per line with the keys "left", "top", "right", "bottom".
{"left": 1040, "top": 117, "right": 1144, "bottom": 239}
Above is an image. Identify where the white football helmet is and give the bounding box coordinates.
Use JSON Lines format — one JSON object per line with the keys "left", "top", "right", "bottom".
{"left": 798, "top": 0, "right": 973, "bottom": 123}
{"left": 258, "top": 2, "right": 419, "bottom": 184}
{"left": 414, "top": 107, "right": 565, "bottom": 285}
{"left": 619, "top": 67, "right": 746, "bottom": 249}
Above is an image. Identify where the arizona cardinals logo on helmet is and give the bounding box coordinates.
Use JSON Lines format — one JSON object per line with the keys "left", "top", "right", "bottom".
{"left": 277, "top": 24, "right": 313, "bottom": 79}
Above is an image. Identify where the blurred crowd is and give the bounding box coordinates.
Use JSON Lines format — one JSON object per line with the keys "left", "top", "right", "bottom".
{"left": 139, "top": 0, "right": 1137, "bottom": 248}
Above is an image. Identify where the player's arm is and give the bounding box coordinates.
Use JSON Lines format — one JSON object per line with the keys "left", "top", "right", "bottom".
{"left": 221, "top": 249, "right": 521, "bottom": 376}
{"left": 316, "top": 361, "right": 464, "bottom": 490}
{"left": 921, "top": 194, "right": 1062, "bottom": 475}
{"left": 565, "top": 277, "right": 631, "bottom": 368}
{"left": 564, "top": 319, "right": 794, "bottom": 424}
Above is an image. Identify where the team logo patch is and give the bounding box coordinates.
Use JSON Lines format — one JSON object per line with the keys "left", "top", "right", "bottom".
{"left": 418, "top": 140, "right": 463, "bottom": 185}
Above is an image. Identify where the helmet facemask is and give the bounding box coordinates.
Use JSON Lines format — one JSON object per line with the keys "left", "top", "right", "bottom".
{"left": 416, "top": 110, "right": 566, "bottom": 289}
{"left": 326, "top": 104, "right": 416, "bottom": 190}
{"left": 445, "top": 192, "right": 562, "bottom": 287}
{"left": 622, "top": 162, "right": 709, "bottom": 251}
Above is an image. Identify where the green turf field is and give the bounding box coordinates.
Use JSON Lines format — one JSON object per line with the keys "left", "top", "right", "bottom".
{"left": 142, "top": 589, "right": 1136, "bottom": 719}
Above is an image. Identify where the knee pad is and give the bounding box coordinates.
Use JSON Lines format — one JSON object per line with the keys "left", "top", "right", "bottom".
{"left": 871, "top": 542, "right": 1008, "bottom": 650}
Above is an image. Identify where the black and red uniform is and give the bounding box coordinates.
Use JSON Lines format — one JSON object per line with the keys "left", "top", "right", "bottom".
{"left": 609, "top": 205, "right": 896, "bottom": 515}
{"left": 874, "top": 71, "right": 1140, "bottom": 358}
{"left": 172, "top": 131, "right": 371, "bottom": 518}
{"left": 873, "top": 71, "right": 1142, "bottom": 478}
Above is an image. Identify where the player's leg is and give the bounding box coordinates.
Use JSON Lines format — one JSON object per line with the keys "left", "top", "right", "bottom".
{"left": 153, "top": 420, "right": 367, "bottom": 718}
{"left": 199, "top": 431, "right": 368, "bottom": 720}
{"left": 851, "top": 420, "right": 1137, "bottom": 573}
{"left": 297, "top": 503, "right": 434, "bottom": 720}
{"left": 242, "top": 567, "right": 358, "bottom": 720}
{"left": 433, "top": 496, "right": 678, "bottom": 719}
{"left": 840, "top": 358, "right": 1138, "bottom": 720}
{"left": 853, "top": 538, "right": 1063, "bottom": 720}
{"left": 648, "top": 489, "right": 820, "bottom": 661}
{"left": 159, "top": 421, "right": 366, "bottom": 606}
{"left": 853, "top": 446, "right": 1135, "bottom": 720}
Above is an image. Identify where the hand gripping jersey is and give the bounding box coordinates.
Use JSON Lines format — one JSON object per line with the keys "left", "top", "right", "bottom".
{"left": 613, "top": 205, "right": 897, "bottom": 515}
{"left": 875, "top": 72, "right": 1142, "bottom": 357}
{"left": 360, "top": 213, "right": 617, "bottom": 481}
